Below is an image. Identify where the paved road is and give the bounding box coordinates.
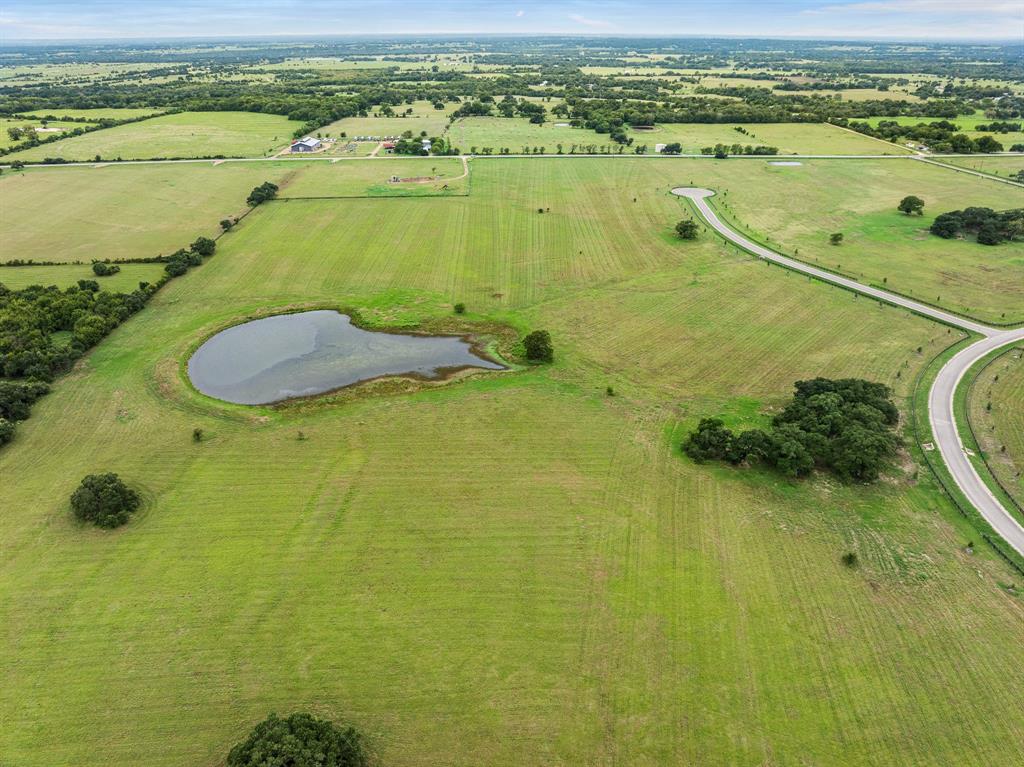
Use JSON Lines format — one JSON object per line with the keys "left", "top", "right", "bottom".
{"left": 930, "top": 331, "right": 1024, "bottom": 555}
{"left": 672, "top": 187, "right": 1024, "bottom": 558}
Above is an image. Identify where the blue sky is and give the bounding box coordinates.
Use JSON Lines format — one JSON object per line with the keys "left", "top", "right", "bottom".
{"left": 1, "top": 1, "right": 1021, "bottom": 41}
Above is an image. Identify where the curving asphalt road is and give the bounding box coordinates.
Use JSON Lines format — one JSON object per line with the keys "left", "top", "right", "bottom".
{"left": 672, "top": 187, "right": 1024, "bottom": 558}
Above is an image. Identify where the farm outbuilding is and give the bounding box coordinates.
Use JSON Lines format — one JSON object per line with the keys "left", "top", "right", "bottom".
{"left": 290, "top": 137, "right": 322, "bottom": 152}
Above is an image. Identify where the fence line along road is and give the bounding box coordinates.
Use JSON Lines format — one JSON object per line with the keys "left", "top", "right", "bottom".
{"left": 4, "top": 151, "right": 1024, "bottom": 171}
{"left": 672, "top": 186, "right": 1024, "bottom": 559}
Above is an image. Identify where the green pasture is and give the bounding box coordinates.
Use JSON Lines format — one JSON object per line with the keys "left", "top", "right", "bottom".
{"left": 321, "top": 111, "right": 451, "bottom": 141}
{"left": 278, "top": 158, "right": 467, "bottom": 197}
{"left": 970, "top": 348, "right": 1024, "bottom": 508}
{"left": 939, "top": 155, "right": 1024, "bottom": 179}
{"left": 0, "top": 162, "right": 304, "bottom": 262}
{"left": 1, "top": 157, "right": 1023, "bottom": 766}
{"left": 0, "top": 262, "right": 166, "bottom": 291}
{"left": 443, "top": 119, "right": 902, "bottom": 156}
{"left": 667, "top": 157, "right": 1024, "bottom": 323}
{"left": 627, "top": 122, "right": 911, "bottom": 155}
{"left": 446, "top": 117, "right": 597, "bottom": 152}
{"left": 4, "top": 111, "right": 303, "bottom": 162}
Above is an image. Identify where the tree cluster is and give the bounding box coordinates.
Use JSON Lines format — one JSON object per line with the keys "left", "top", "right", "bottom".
{"left": 0, "top": 282, "right": 150, "bottom": 382}
{"left": 70, "top": 473, "right": 141, "bottom": 528}
{"left": 845, "top": 119, "right": 1008, "bottom": 153}
{"left": 227, "top": 712, "right": 367, "bottom": 767}
{"left": 91, "top": 261, "right": 121, "bottom": 277}
{"left": 699, "top": 143, "right": 779, "bottom": 156}
{"left": 246, "top": 181, "right": 279, "bottom": 206}
{"left": 0, "top": 236, "right": 214, "bottom": 448}
{"left": 0, "top": 380, "right": 49, "bottom": 446}
{"left": 683, "top": 378, "right": 902, "bottom": 482}
{"left": 930, "top": 207, "right": 1024, "bottom": 246}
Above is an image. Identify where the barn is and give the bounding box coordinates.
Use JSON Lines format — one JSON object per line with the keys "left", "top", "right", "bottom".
{"left": 290, "top": 137, "right": 322, "bottom": 153}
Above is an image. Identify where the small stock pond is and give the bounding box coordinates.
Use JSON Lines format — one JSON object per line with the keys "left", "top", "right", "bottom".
{"left": 188, "top": 310, "right": 505, "bottom": 405}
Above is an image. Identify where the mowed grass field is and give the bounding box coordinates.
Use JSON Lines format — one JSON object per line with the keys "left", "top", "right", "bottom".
{"left": 0, "top": 162, "right": 305, "bottom": 263}
{"left": 624, "top": 122, "right": 911, "bottom": 155}
{"left": 279, "top": 158, "right": 468, "bottom": 197}
{"left": 4, "top": 111, "right": 302, "bottom": 162}
{"left": 446, "top": 117, "right": 598, "bottom": 152}
{"left": 0, "top": 262, "right": 166, "bottom": 291}
{"left": 2, "top": 158, "right": 1024, "bottom": 767}
{"left": 444, "top": 119, "right": 905, "bottom": 156}
{"left": 971, "top": 348, "right": 1024, "bottom": 508}
{"left": 940, "top": 155, "right": 1024, "bottom": 179}
{"left": 662, "top": 157, "right": 1024, "bottom": 323}
{"left": 321, "top": 109, "right": 451, "bottom": 140}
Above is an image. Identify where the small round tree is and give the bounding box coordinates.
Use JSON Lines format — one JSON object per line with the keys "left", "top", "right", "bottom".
{"left": 675, "top": 219, "right": 699, "bottom": 240}
{"left": 227, "top": 712, "right": 367, "bottom": 767}
{"left": 190, "top": 236, "right": 216, "bottom": 257}
{"left": 523, "top": 330, "right": 554, "bottom": 363}
{"left": 829, "top": 232, "right": 844, "bottom": 246}
{"left": 897, "top": 195, "right": 925, "bottom": 216}
{"left": 70, "top": 473, "right": 141, "bottom": 529}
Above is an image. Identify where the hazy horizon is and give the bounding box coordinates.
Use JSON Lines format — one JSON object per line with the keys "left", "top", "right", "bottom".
{"left": 1, "top": 0, "right": 1021, "bottom": 42}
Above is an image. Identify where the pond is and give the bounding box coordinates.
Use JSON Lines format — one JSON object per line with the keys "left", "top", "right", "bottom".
{"left": 188, "top": 310, "right": 505, "bottom": 405}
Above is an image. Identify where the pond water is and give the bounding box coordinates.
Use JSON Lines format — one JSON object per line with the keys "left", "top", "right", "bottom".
{"left": 188, "top": 310, "right": 505, "bottom": 405}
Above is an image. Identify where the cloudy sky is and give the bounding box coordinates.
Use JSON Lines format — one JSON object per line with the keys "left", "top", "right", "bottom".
{"left": 1, "top": 0, "right": 1021, "bottom": 41}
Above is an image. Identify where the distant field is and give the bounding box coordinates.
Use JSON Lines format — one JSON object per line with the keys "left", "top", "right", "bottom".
{"left": 20, "top": 108, "right": 165, "bottom": 121}
{"left": 626, "top": 123, "right": 911, "bottom": 155}
{"left": 939, "top": 155, "right": 1024, "bottom": 179}
{"left": 5, "top": 111, "right": 302, "bottom": 161}
{"left": 3, "top": 157, "right": 1024, "bottom": 766}
{"left": 971, "top": 348, "right": 1024, "bottom": 508}
{"left": 443, "top": 120, "right": 911, "bottom": 155}
{"left": 321, "top": 110, "right": 450, "bottom": 140}
{"left": 786, "top": 87, "right": 921, "bottom": 102}
{"left": 670, "top": 158, "right": 1024, "bottom": 323}
{"left": 0, "top": 117, "right": 96, "bottom": 148}
{"left": 279, "top": 157, "right": 467, "bottom": 197}
{"left": 0, "top": 162, "right": 303, "bottom": 262}
{"left": 0, "top": 262, "right": 167, "bottom": 291}
{"left": 0, "top": 62, "right": 164, "bottom": 84}
{"left": 447, "top": 117, "right": 598, "bottom": 152}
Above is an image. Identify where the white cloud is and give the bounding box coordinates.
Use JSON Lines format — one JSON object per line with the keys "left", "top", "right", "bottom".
{"left": 568, "top": 12, "right": 613, "bottom": 29}
{"left": 516, "top": 9, "right": 524, "bottom": 17}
